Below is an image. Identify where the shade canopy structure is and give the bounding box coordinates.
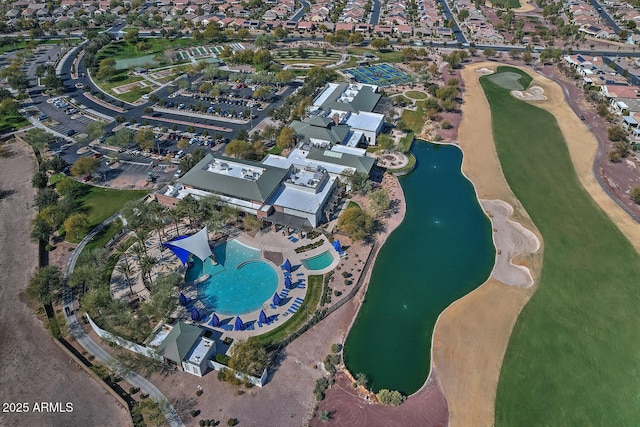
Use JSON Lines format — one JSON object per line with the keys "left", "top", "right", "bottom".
{"left": 284, "top": 275, "right": 292, "bottom": 289}
{"left": 259, "top": 310, "right": 268, "bottom": 324}
{"left": 208, "top": 312, "right": 220, "bottom": 327}
{"left": 272, "top": 293, "right": 282, "bottom": 306}
{"left": 282, "top": 259, "right": 291, "bottom": 272}
{"left": 163, "top": 226, "right": 213, "bottom": 265}
{"left": 190, "top": 307, "right": 200, "bottom": 321}
{"left": 234, "top": 316, "right": 244, "bottom": 331}
{"left": 332, "top": 240, "right": 342, "bottom": 252}
{"left": 179, "top": 292, "right": 188, "bottom": 306}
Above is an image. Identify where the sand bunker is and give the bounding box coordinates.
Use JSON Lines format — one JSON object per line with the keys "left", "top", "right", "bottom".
{"left": 483, "top": 199, "right": 540, "bottom": 287}
{"left": 476, "top": 67, "right": 494, "bottom": 75}
{"left": 511, "top": 86, "right": 547, "bottom": 101}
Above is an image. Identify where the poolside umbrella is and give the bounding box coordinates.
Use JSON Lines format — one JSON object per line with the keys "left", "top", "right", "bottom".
{"left": 234, "top": 316, "right": 244, "bottom": 331}
{"left": 332, "top": 240, "right": 342, "bottom": 252}
{"left": 190, "top": 307, "right": 200, "bottom": 321}
{"left": 259, "top": 310, "right": 268, "bottom": 324}
{"left": 284, "top": 275, "right": 292, "bottom": 289}
{"left": 282, "top": 258, "right": 291, "bottom": 272}
{"left": 272, "top": 292, "right": 282, "bottom": 306}
{"left": 208, "top": 312, "right": 220, "bottom": 327}
{"left": 179, "top": 292, "right": 187, "bottom": 306}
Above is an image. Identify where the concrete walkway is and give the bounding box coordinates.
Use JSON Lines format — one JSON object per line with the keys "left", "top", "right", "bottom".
{"left": 63, "top": 214, "right": 184, "bottom": 427}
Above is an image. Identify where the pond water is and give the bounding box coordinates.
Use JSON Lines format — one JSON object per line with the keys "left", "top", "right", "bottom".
{"left": 343, "top": 142, "right": 495, "bottom": 395}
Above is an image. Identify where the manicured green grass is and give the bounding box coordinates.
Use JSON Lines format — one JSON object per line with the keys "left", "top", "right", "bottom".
{"left": 347, "top": 201, "right": 361, "bottom": 210}
{"left": 400, "top": 101, "right": 427, "bottom": 134}
{"left": 348, "top": 47, "right": 404, "bottom": 63}
{"left": 77, "top": 185, "right": 148, "bottom": 232}
{"left": 491, "top": 0, "right": 521, "bottom": 8}
{"left": 82, "top": 218, "right": 124, "bottom": 254}
{"left": 398, "top": 132, "right": 415, "bottom": 153}
{"left": 0, "top": 114, "right": 29, "bottom": 132}
{"left": 256, "top": 275, "right": 323, "bottom": 345}
{"left": 483, "top": 67, "right": 640, "bottom": 426}
{"left": 405, "top": 91, "right": 428, "bottom": 100}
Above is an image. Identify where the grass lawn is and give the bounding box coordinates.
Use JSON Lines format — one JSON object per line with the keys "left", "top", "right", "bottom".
{"left": 405, "top": 91, "right": 428, "bottom": 100}
{"left": 347, "top": 47, "right": 404, "bottom": 63}
{"left": 70, "top": 184, "right": 148, "bottom": 242}
{"left": 256, "top": 275, "right": 323, "bottom": 346}
{"left": 483, "top": 67, "right": 640, "bottom": 425}
{"left": 400, "top": 101, "right": 427, "bottom": 134}
{"left": 82, "top": 218, "right": 124, "bottom": 254}
{"left": 0, "top": 114, "right": 29, "bottom": 133}
{"left": 491, "top": 0, "right": 520, "bottom": 8}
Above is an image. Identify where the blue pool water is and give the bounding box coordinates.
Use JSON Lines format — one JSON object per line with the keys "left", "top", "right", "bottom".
{"left": 186, "top": 240, "right": 278, "bottom": 316}
{"left": 301, "top": 250, "right": 335, "bottom": 271}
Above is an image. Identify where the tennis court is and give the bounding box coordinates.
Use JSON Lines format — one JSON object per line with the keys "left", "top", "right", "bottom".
{"left": 347, "top": 63, "right": 411, "bottom": 86}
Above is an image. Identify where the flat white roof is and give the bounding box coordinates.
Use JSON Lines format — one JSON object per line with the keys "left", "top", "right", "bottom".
{"left": 269, "top": 175, "right": 336, "bottom": 214}
{"left": 262, "top": 149, "right": 352, "bottom": 176}
{"left": 187, "top": 337, "right": 214, "bottom": 364}
{"left": 346, "top": 111, "right": 384, "bottom": 132}
{"left": 206, "top": 158, "right": 264, "bottom": 181}
{"left": 313, "top": 83, "right": 340, "bottom": 108}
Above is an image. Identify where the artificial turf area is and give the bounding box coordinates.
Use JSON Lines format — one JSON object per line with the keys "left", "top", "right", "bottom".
{"left": 483, "top": 66, "right": 640, "bottom": 425}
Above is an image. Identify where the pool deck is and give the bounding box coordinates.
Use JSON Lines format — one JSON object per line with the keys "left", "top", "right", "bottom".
{"left": 110, "top": 224, "right": 340, "bottom": 341}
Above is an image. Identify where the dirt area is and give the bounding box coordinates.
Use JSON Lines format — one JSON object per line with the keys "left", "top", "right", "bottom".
{"left": 0, "top": 138, "right": 130, "bottom": 426}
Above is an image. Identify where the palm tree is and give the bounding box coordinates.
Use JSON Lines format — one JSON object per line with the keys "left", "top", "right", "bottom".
{"left": 139, "top": 255, "right": 157, "bottom": 290}
{"left": 116, "top": 261, "right": 135, "bottom": 296}
{"left": 135, "top": 229, "right": 150, "bottom": 257}
{"left": 319, "top": 410, "right": 332, "bottom": 423}
{"left": 166, "top": 208, "right": 183, "bottom": 237}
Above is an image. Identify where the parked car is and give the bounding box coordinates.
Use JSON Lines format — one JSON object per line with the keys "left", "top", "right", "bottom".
{"left": 66, "top": 129, "right": 76, "bottom": 136}
{"left": 82, "top": 174, "right": 91, "bottom": 182}
{"left": 92, "top": 153, "right": 103, "bottom": 159}
{"left": 175, "top": 150, "right": 185, "bottom": 159}
{"left": 38, "top": 113, "right": 47, "bottom": 121}
{"left": 174, "top": 169, "right": 182, "bottom": 178}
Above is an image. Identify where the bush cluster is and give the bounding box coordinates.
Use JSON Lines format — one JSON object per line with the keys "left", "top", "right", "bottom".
{"left": 294, "top": 239, "right": 324, "bottom": 254}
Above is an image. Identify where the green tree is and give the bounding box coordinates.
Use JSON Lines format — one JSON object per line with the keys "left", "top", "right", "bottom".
{"left": 35, "top": 188, "right": 59, "bottom": 209}
{"left": 253, "top": 86, "right": 272, "bottom": 100}
{"left": 229, "top": 338, "right": 269, "bottom": 376}
{"left": 608, "top": 125, "right": 627, "bottom": 142}
{"left": 56, "top": 176, "right": 84, "bottom": 199}
{"left": 355, "top": 372, "right": 368, "bottom": 388}
{"left": 225, "top": 139, "right": 254, "bottom": 159}
{"left": 124, "top": 28, "right": 139, "bottom": 44}
{"left": 84, "top": 120, "right": 107, "bottom": 143}
{"left": 319, "top": 410, "right": 332, "bottom": 423}
{"left": 27, "top": 266, "right": 62, "bottom": 305}
{"left": 30, "top": 217, "right": 54, "bottom": 243}
{"left": 23, "top": 128, "right": 53, "bottom": 153}
{"left": 371, "top": 38, "right": 389, "bottom": 50}
{"left": 275, "top": 69, "right": 295, "bottom": 86}
{"left": 368, "top": 188, "right": 390, "bottom": 218}
{"left": 337, "top": 206, "right": 374, "bottom": 241}
{"left": 32, "top": 170, "right": 48, "bottom": 189}
{"left": 376, "top": 389, "right": 405, "bottom": 405}
{"left": 135, "top": 128, "right": 155, "bottom": 152}
{"left": 631, "top": 186, "right": 640, "bottom": 204}
{"left": 483, "top": 48, "right": 497, "bottom": 59}
{"left": 70, "top": 156, "right": 100, "bottom": 177}
{"left": 275, "top": 126, "right": 296, "bottom": 149}
{"left": 348, "top": 171, "right": 371, "bottom": 194}
{"left": 142, "top": 272, "right": 181, "bottom": 321}
{"left": 64, "top": 213, "right": 89, "bottom": 239}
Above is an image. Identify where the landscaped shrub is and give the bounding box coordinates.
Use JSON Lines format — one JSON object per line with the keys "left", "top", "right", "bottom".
{"left": 190, "top": 409, "right": 199, "bottom": 417}
{"left": 330, "top": 343, "right": 341, "bottom": 353}
{"left": 376, "top": 389, "right": 406, "bottom": 405}
{"left": 441, "top": 120, "right": 452, "bottom": 129}
{"left": 215, "top": 353, "right": 230, "bottom": 365}
{"left": 334, "top": 290, "right": 342, "bottom": 297}
{"left": 295, "top": 239, "right": 324, "bottom": 253}
{"left": 196, "top": 389, "right": 203, "bottom": 396}
{"left": 227, "top": 418, "right": 238, "bottom": 426}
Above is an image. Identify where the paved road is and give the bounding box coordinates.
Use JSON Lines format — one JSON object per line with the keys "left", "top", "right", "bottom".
{"left": 369, "top": 0, "right": 381, "bottom": 25}
{"left": 291, "top": 0, "right": 310, "bottom": 22}
{"left": 437, "top": 0, "right": 469, "bottom": 46}
{"left": 63, "top": 214, "right": 184, "bottom": 427}
{"left": 590, "top": 0, "right": 621, "bottom": 35}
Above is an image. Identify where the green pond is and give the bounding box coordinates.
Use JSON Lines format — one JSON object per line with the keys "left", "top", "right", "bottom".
{"left": 343, "top": 141, "right": 496, "bottom": 395}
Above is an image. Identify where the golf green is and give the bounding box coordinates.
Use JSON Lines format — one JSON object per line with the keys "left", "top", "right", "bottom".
{"left": 482, "top": 67, "right": 640, "bottom": 425}
{"left": 343, "top": 141, "right": 495, "bottom": 395}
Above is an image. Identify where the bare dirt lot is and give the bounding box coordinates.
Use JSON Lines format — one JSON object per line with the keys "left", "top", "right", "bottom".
{"left": 0, "top": 138, "right": 130, "bottom": 426}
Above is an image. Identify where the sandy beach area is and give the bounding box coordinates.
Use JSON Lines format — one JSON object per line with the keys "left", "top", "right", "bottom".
{"left": 434, "top": 61, "right": 640, "bottom": 426}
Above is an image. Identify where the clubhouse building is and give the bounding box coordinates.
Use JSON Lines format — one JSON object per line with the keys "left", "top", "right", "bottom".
{"left": 155, "top": 82, "right": 381, "bottom": 229}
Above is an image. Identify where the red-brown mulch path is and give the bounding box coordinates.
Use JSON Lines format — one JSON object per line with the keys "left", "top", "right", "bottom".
{"left": 310, "top": 371, "right": 448, "bottom": 427}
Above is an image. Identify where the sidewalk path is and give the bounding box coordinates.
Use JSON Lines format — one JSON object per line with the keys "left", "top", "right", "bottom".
{"left": 63, "top": 214, "right": 184, "bottom": 427}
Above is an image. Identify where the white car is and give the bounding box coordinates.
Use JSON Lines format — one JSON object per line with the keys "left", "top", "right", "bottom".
{"left": 174, "top": 169, "right": 182, "bottom": 178}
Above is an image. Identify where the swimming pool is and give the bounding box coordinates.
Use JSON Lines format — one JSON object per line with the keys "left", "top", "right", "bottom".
{"left": 301, "top": 250, "right": 335, "bottom": 271}
{"left": 186, "top": 240, "right": 278, "bottom": 316}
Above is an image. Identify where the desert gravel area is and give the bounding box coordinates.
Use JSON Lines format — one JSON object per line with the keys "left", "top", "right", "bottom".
{"left": 0, "top": 138, "right": 131, "bottom": 427}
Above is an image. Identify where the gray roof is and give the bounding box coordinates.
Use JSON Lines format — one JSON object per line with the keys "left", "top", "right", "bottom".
{"left": 317, "top": 83, "right": 381, "bottom": 113}
{"left": 157, "top": 321, "right": 202, "bottom": 363}
{"left": 291, "top": 119, "right": 350, "bottom": 145}
{"left": 179, "top": 154, "right": 288, "bottom": 202}
{"left": 305, "top": 147, "right": 376, "bottom": 174}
